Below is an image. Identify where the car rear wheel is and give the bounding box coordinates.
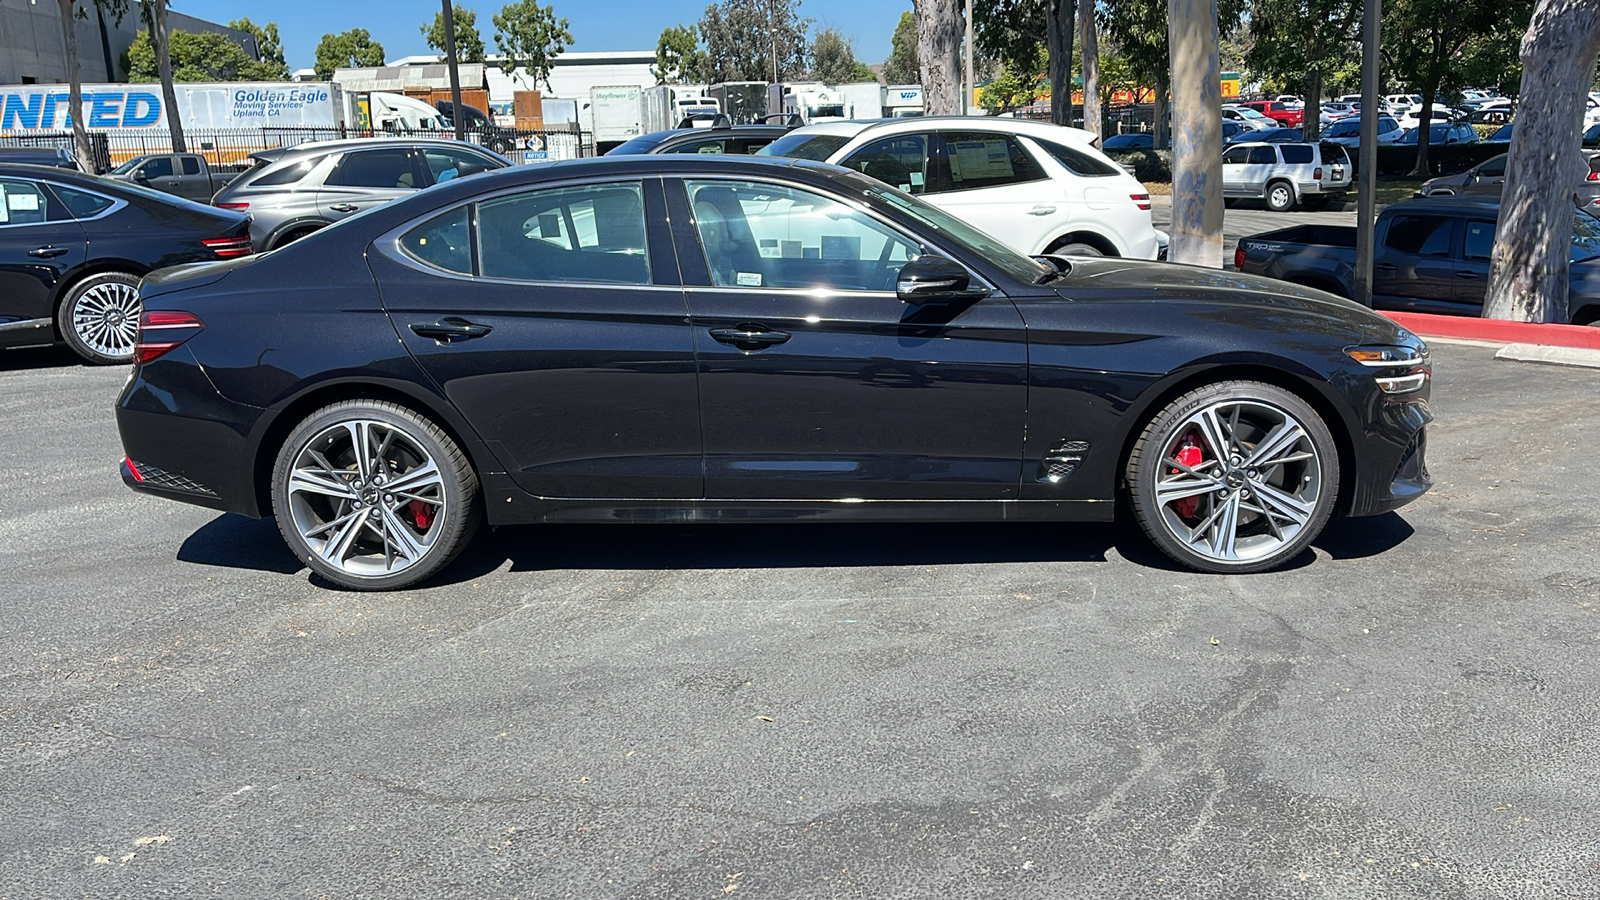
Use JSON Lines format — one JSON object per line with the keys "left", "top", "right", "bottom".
{"left": 271, "top": 400, "right": 480, "bottom": 591}
{"left": 1266, "top": 181, "right": 1296, "bottom": 212}
{"left": 57, "top": 271, "right": 142, "bottom": 365}
{"left": 1126, "top": 381, "right": 1339, "bottom": 573}
{"left": 1048, "top": 240, "right": 1105, "bottom": 257}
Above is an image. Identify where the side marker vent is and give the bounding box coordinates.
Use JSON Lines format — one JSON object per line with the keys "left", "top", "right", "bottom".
{"left": 1039, "top": 440, "right": 1091, "bottom": 483}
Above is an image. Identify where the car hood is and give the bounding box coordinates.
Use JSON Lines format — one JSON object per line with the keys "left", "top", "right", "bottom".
{"left": 1046, "top": 257, "right": 1412, "bottom": 343}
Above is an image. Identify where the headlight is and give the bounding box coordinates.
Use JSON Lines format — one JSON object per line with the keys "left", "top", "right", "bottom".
{"left": 1345, "top": 344, "right": 1430, "bottom": 394}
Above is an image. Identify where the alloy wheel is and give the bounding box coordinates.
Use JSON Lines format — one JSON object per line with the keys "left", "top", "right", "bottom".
{"left": 70, "top": 279, "right": 141, "bottom": 360}
{"left": 285, "top": 419, "right": 448, "bottom": 578}
{"left": 1151, "top": 399, "right": 1324, "bottom": 564}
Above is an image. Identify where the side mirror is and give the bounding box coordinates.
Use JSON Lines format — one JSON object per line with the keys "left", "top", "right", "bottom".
{"left": 896, "top": 255, "right": 987, "bottom": 304}
{"left": 133, "top": 169, "right": 149, "bottom": 181}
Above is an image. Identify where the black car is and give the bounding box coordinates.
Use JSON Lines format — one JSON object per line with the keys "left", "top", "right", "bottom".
{"left": 0, "top": 147, "right": 80, "bottom": 170}
{"left": 0, "top": 163, "right": 252, "bottom": 364}
{"left": 117, "top": 155, "right": 1432, "bottom": 589}
{"left": 606, "top": 119, "right": 795, "bottom": 157}
{"left": 1230, "top": 126, "right": 1314, "bottom": 144}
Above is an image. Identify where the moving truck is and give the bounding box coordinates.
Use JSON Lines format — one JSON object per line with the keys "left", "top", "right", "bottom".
{"left": 586, "top": 85, "right": 643, "bottom": 153}
{"left": 641, "top": 84, "right": 719, "bottom": 133}
{"left": 838, "top": 82, "right": 887, "bottom": 119}
{"left": 767, "top": 83, "right": 847, "bottom": 123}
{"left": 707, "top": 82, "right": 768, "bottom": 124}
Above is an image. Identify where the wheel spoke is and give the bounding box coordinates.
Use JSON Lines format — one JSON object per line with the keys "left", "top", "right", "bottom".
{"left": 1205, "top": 492, "right": 1243, "bottom": 560}
{"left": 289, "top": 467, "right": 359, "bottom": 500}
{"left": 1252, "top": 479, "right": 1313, "bottom": 528}
{"left": 1157, "top": 474, "right": 1223, "bottom": 505}
{"left": 1245, "top": 421, "right": 1307, "bottom": 469}
{"left": 382, "top": 459, "right": 441, "bottom": 495}
{"left": 1192, "top": 406, "right": 1234, "bottom": 459}
{"left": 378, "top": 506, "right": 427, "bottom": 564}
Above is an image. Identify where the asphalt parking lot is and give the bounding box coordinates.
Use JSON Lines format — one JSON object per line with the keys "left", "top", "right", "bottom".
{"left": 3, "top": 337, "right": 1598, "bottom": 898}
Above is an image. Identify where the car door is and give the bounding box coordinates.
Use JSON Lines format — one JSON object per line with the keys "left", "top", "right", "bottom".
{"left": 135, "top": 155, "right": 182, "bottom": 195}
{"left": 1462, "top": 155, "right": 1506, "bottom": 195}
{"left": 1220, "top": 144, "right": 1253, "bottom": 195}
{"left": 0, "top": 177, "right": 87, "bottom": 336}
{"left": 318, "top": 147, "right": 425, "bottom": 223}
{"left": 372, "top": 176, "right": 703, "bottom": 499}
{"left": 670, "top": 176, "right": 1028, "bottom": 501}
{"left": 919, "top": 130, "right": 1063, "bottom": 254}
{"left": 1373, "top": 213, "right": 1460, "bottom": 312}
{"left": 1452, "top": 219, "right": 1495, "bottom": 308}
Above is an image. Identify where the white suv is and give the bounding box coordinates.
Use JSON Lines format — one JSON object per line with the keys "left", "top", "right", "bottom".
{"left": 757, "top": 117, "right": 1163, "bottom": 259}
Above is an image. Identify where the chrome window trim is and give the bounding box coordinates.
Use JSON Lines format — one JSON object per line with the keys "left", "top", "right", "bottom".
{"left": 0, "top": 178, "right": 126, "bottom": 229}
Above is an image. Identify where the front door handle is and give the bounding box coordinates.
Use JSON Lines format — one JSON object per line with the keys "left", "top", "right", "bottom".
{"left": 709, "top": 326, "right": 791, "bottom": 349}
{"left": 328, "top": 203, "right": 360, "bottom": 213}
{"left": 28, "top": 246, "right": 69, "bottom": 259}
{"left": 409, "top": 317, "right": 492, "bottom": 343}
{"left": 1374, "top": 263, "right": 1397, "bottom": 273}
{"left": 1455, "top": 271, "right": 1482, "bottom": 279}
{"left": 1028, "top": 204, "right": 1058, "bottom": 216}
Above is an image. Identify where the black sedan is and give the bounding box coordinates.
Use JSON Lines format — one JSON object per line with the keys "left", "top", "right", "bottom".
{"left": 1, "top": 163, "right": 251, "bottom": 363}
{"left": 606, "top": 120, "right": 796, "bottom": 157}
{"left": 116, "top": 155, "right": 1432, "bottom": 589}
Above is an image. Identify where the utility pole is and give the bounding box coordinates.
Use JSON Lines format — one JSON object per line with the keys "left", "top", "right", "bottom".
{"left": 1353, "top": 0, "right": 1380, "bottom": 306}
{"left": 442, "top": 0, "right": 466, "bottom": 142}
{"left": 964, "top": 0, "right": 973, "bottom": 114}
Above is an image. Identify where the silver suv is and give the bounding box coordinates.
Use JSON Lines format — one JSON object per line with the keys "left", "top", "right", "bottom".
{"left": 213, "top": 138, "right": 509, "bottom": 250}
{"left": 1221, "top": 141, "right": 1351, "bottom": 211}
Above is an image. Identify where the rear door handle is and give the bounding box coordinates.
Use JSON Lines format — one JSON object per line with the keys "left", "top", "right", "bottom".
{"left": 28, "top": 246, "right": 69, "bottom": 258}
{"left": 409, "top": 317, "right": 492, "bottom": 343}
{"left": 709, "top": 326, "right": 791, "bottom": 349}
{"left": 1374, "top": 263, "right": 1397, "bottom": 273}
{"left": 329, "top": 203, "right": 360, "bottom": 213}
{"left": 1028, "top": 205, "right": 1058, "bottom": 216}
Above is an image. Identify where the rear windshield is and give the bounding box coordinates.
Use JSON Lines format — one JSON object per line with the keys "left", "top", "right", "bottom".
{"left": 757, "top": 133, "right": 851, "bottom": 161}
{"left": 1319, "top": 143, "right": 1350, "bottom": 165}
{"left": 252, "top": 154, "right": 327, "bottom": 186}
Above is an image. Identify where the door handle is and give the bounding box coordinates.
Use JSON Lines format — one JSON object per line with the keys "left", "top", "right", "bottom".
{"left": 1454, "top": 271, "right": 1482, "bottom": 279}
{"left": 28, "top": 246, "right": 69, "bottom": 259}
{"left": 1374, "top": 263, "right": 1397, "bottom": 273}
{"left": 709, "top": 326, "right": 791, "bottom": 349}
{"left": 329, "top": 203, "right": 360, "bottom": 213}
{"left": 409, "top": 317, "right": 492, "bottom": 343}
{"left": 1028, "top": 204, "right": 1057, "bottom": 215}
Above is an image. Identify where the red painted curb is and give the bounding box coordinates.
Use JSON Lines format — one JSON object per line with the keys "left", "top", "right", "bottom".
{"left": 1379, "top": 311, "right": 1600, "bottom": 350}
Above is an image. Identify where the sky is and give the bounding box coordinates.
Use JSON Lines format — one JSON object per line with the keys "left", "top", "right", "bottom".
{"left": 171, "top": 0, "right": 912, "bottom": 74}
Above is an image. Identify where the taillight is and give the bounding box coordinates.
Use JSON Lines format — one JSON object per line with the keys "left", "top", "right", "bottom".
{"left": 1588, "top": 171, "right": 1599, "bottom": 182}
{"left": 135, "top": 310, "right": 204, "bottom": 364}
{"left": 1313, "top": 167, "right": 1323, "bottom": 180}
{"left": 216, "top": 202, "right": 248, "bottom": 210}
{"left": 200, "top": 235, "right": 254, "bottom": 258}
{"left": 1131, "top": 192, "right": 1151, "bottom": 210}
{"left": 1234, "top": 245, "right": 1246, "bottom": 270}
{"left": 123, "top": 456, "right": 145, "bottom": 482}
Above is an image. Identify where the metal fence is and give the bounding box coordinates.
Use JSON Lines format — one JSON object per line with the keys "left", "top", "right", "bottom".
{"left": 0, "top": 125, "right": 595, "bottom": 173}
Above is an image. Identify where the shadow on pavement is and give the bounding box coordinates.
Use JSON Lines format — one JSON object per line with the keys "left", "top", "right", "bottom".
{"left": 177, "top": 514, "right": 304, "bottom": 575}
{"left": 1311, "top": 512, "right": 1416, "bottom": 560}
{"left": 0, "top": 345, "right": 83, "bottom": 371}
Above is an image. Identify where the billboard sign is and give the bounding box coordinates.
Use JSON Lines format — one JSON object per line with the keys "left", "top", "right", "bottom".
{"left": 0, "top": 83, "right": 343, "bottom": 132}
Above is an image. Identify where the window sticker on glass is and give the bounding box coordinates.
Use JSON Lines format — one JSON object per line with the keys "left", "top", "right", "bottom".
{"left": 909, "top": 172, "right": 924, "bottom": 186}
{"left": 821, "top": 235, "right": 861, "bottom": 259}
{"left": 8, "top": 190, "right": 39, "bottom": 211}
{"left": 736, "top": 271, "right": 763, "bottom": 287}
{"left": 949, "top": 140, "right": 1015, "bottom": 180}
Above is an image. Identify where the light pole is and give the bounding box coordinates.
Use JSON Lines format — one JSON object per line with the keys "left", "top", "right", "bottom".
{"left": 1353, "top": 0, "right": 1381, "bottom": 307}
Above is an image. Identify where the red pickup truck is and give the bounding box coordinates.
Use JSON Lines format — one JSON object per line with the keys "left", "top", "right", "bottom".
{"left": 1238, "top": 100, "right": 1303, "bottom": 128}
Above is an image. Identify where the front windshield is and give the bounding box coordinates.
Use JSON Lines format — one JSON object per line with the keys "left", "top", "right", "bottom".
{"left": 842, "top": 172, "right": 1051, "bottom": 285}
{"left": 757, "top": 133, "right": 852, "bottom": 161}
{"left": 111, "top": 156, "right": 146, "bottom": 175}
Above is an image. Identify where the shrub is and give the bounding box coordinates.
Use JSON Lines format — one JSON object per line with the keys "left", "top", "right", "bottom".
{"left": 1105, "top": 148, "right": 1171, "bottom": 183}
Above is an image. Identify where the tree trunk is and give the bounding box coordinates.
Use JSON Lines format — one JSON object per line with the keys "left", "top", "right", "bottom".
{"left": 1483, "top": 0, "right": 1600, "bottom": 323}
{"left": 1303, "top": 69, "right": 1323, "bottom": 143}
{"left": 914, "top": 0, "right": 962, "bottom": 115}
{"left": 1407, "top": 82, "right": 1437, "bottom": 177}
{"left": 1079, "top": 0, "right": 1100, "bottom": 137}
{"left": 1046, "top": 0, "right": 1075, "bottom": 126}
{"left": 1168, "top": 0, "right": 1223, "bottom": 266}
{"left": 57, "top": 0, "right": 94, "bottom": 172}
{"left": 152, "top": 0, "right": 186, "bottom": 153}
{"left": 1153, "top": 75, "right": 1170, "bottom": 150}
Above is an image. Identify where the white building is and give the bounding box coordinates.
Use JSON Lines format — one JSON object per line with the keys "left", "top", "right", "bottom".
{"left": 388, "top": 51, "right": 656, "bottom": 109}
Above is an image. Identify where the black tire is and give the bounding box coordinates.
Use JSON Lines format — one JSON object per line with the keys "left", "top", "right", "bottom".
{"left": 1126, "top": 380, "right": 1340, "bottom": 574}
{"left": 56, "top": 271, "right": 142, "bottom": 365}
{"left": 271, "top": 400, "right": 480, "bottom": 591}
{"left": 270, "top": 225, "right": 322, "bottom": 251}
{"left": 489, "top": 136, "right": 513, "bottom": 155}
{"left": 1266, "top": 181, "right": 1297, "bottom": 212}
{"left": 1050, "top": 241, "right": 1105, "bottom": 257}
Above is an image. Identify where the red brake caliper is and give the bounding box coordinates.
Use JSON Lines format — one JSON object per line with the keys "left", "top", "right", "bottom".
{"left": 1170, "top": 432, "right": 1204, "bottom": 519}
{"left": 408, "top": 500, "right": 435, "bottom": 530}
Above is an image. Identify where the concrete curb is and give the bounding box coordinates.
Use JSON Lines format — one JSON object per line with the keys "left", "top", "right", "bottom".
{"left": 1493, "top": 343, "right": 1600, "bottom": 369}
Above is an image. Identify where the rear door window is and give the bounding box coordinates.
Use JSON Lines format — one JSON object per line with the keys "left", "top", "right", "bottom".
{"left": 180, "top": 156, "right": 201, "bottom": 175}
{"left": 476, "top": 182, "right": 651, "bottom": 285}
{"left": 1463, "top": 220, "right": 1495, "bottom": 260}
{"left": 1248, "top": 146, "right": 1277, "bottom": 165}
{"left": 328, "top": 149, "right": 420, "bottom": 189}
{"left": 939, "top": 132, "right": 1048, "bottom": 191}
{"left": 1385, "top": 215, "right": 1455, "bottom": 257}
{"left": 0, "top": 178, "right": 68, "bottom": 226}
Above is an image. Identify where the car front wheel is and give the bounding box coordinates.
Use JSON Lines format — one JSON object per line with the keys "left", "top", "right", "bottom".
{"left": 1126, "top": 381, "right": 1340, "bottom": 573}
{"left": 271, "top": 400, "right": 480, "bottom": 590}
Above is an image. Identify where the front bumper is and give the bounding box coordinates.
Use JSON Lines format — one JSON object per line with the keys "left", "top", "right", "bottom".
{"left": 1347, "top": 394, "right": 1433, "bottom": 517}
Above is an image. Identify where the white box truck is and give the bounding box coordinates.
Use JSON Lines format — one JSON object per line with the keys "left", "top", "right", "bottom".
{"left": 767, "top": 82, "right": 848, "bottom": 123}
{"left": 883, "top": 85, "right": 925, "bottom": 117}
{"left": 837, "top": 82, "right": 887, "bottom": 119}
{"left": 641, "top": 85, "right": 720, "bottom": 132}
{"left": 0, "top": 81, "right": 346, "bottom": 133}
{"left": 586, "top": 85, "right": 643, "bottom": 153}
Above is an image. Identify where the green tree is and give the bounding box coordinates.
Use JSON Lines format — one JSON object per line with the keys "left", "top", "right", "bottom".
{"left": 127, "top": 29, "right": 277, "bottom": 81}
{"left": 979, "top": 57, "right": 1045, "bottom": 112}
{"left": 810, "top": 27, "right": 866, "bottom": 83}
{"left": 1249, "top": 0, "right": 1360, "bottom": 140}
{"left": 882, "top": 11, "right": 919, "bottom": 84}
{"left": 492, "top": 0, "right": 573, "bottom": 90}
{"left": 423, "top": 6, "right": 486, "bottom": 63}
{"left": 314, "top": 28, "right": 386, "bottom": 80}
{"left": 653, "top": 24, "right": 705, "bottom": 84}
{"left": 698, "top": 0, "right": 811, "bottom": 83}
{"left": 228, "top": 17, "right": 290, "bottom": 79}
{"left": 1384, "top": 0, "right": 1528, "bottom": 176}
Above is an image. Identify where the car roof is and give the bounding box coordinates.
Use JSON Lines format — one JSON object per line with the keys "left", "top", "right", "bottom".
{"left": 255, "top": 136, "right": 493, "bottom": 159}
{"left": 779, "top": 115, "right": 1101, "bottom": 147}
{"left": 1388, "top": 195, "right": 1506, "bottom": 216}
